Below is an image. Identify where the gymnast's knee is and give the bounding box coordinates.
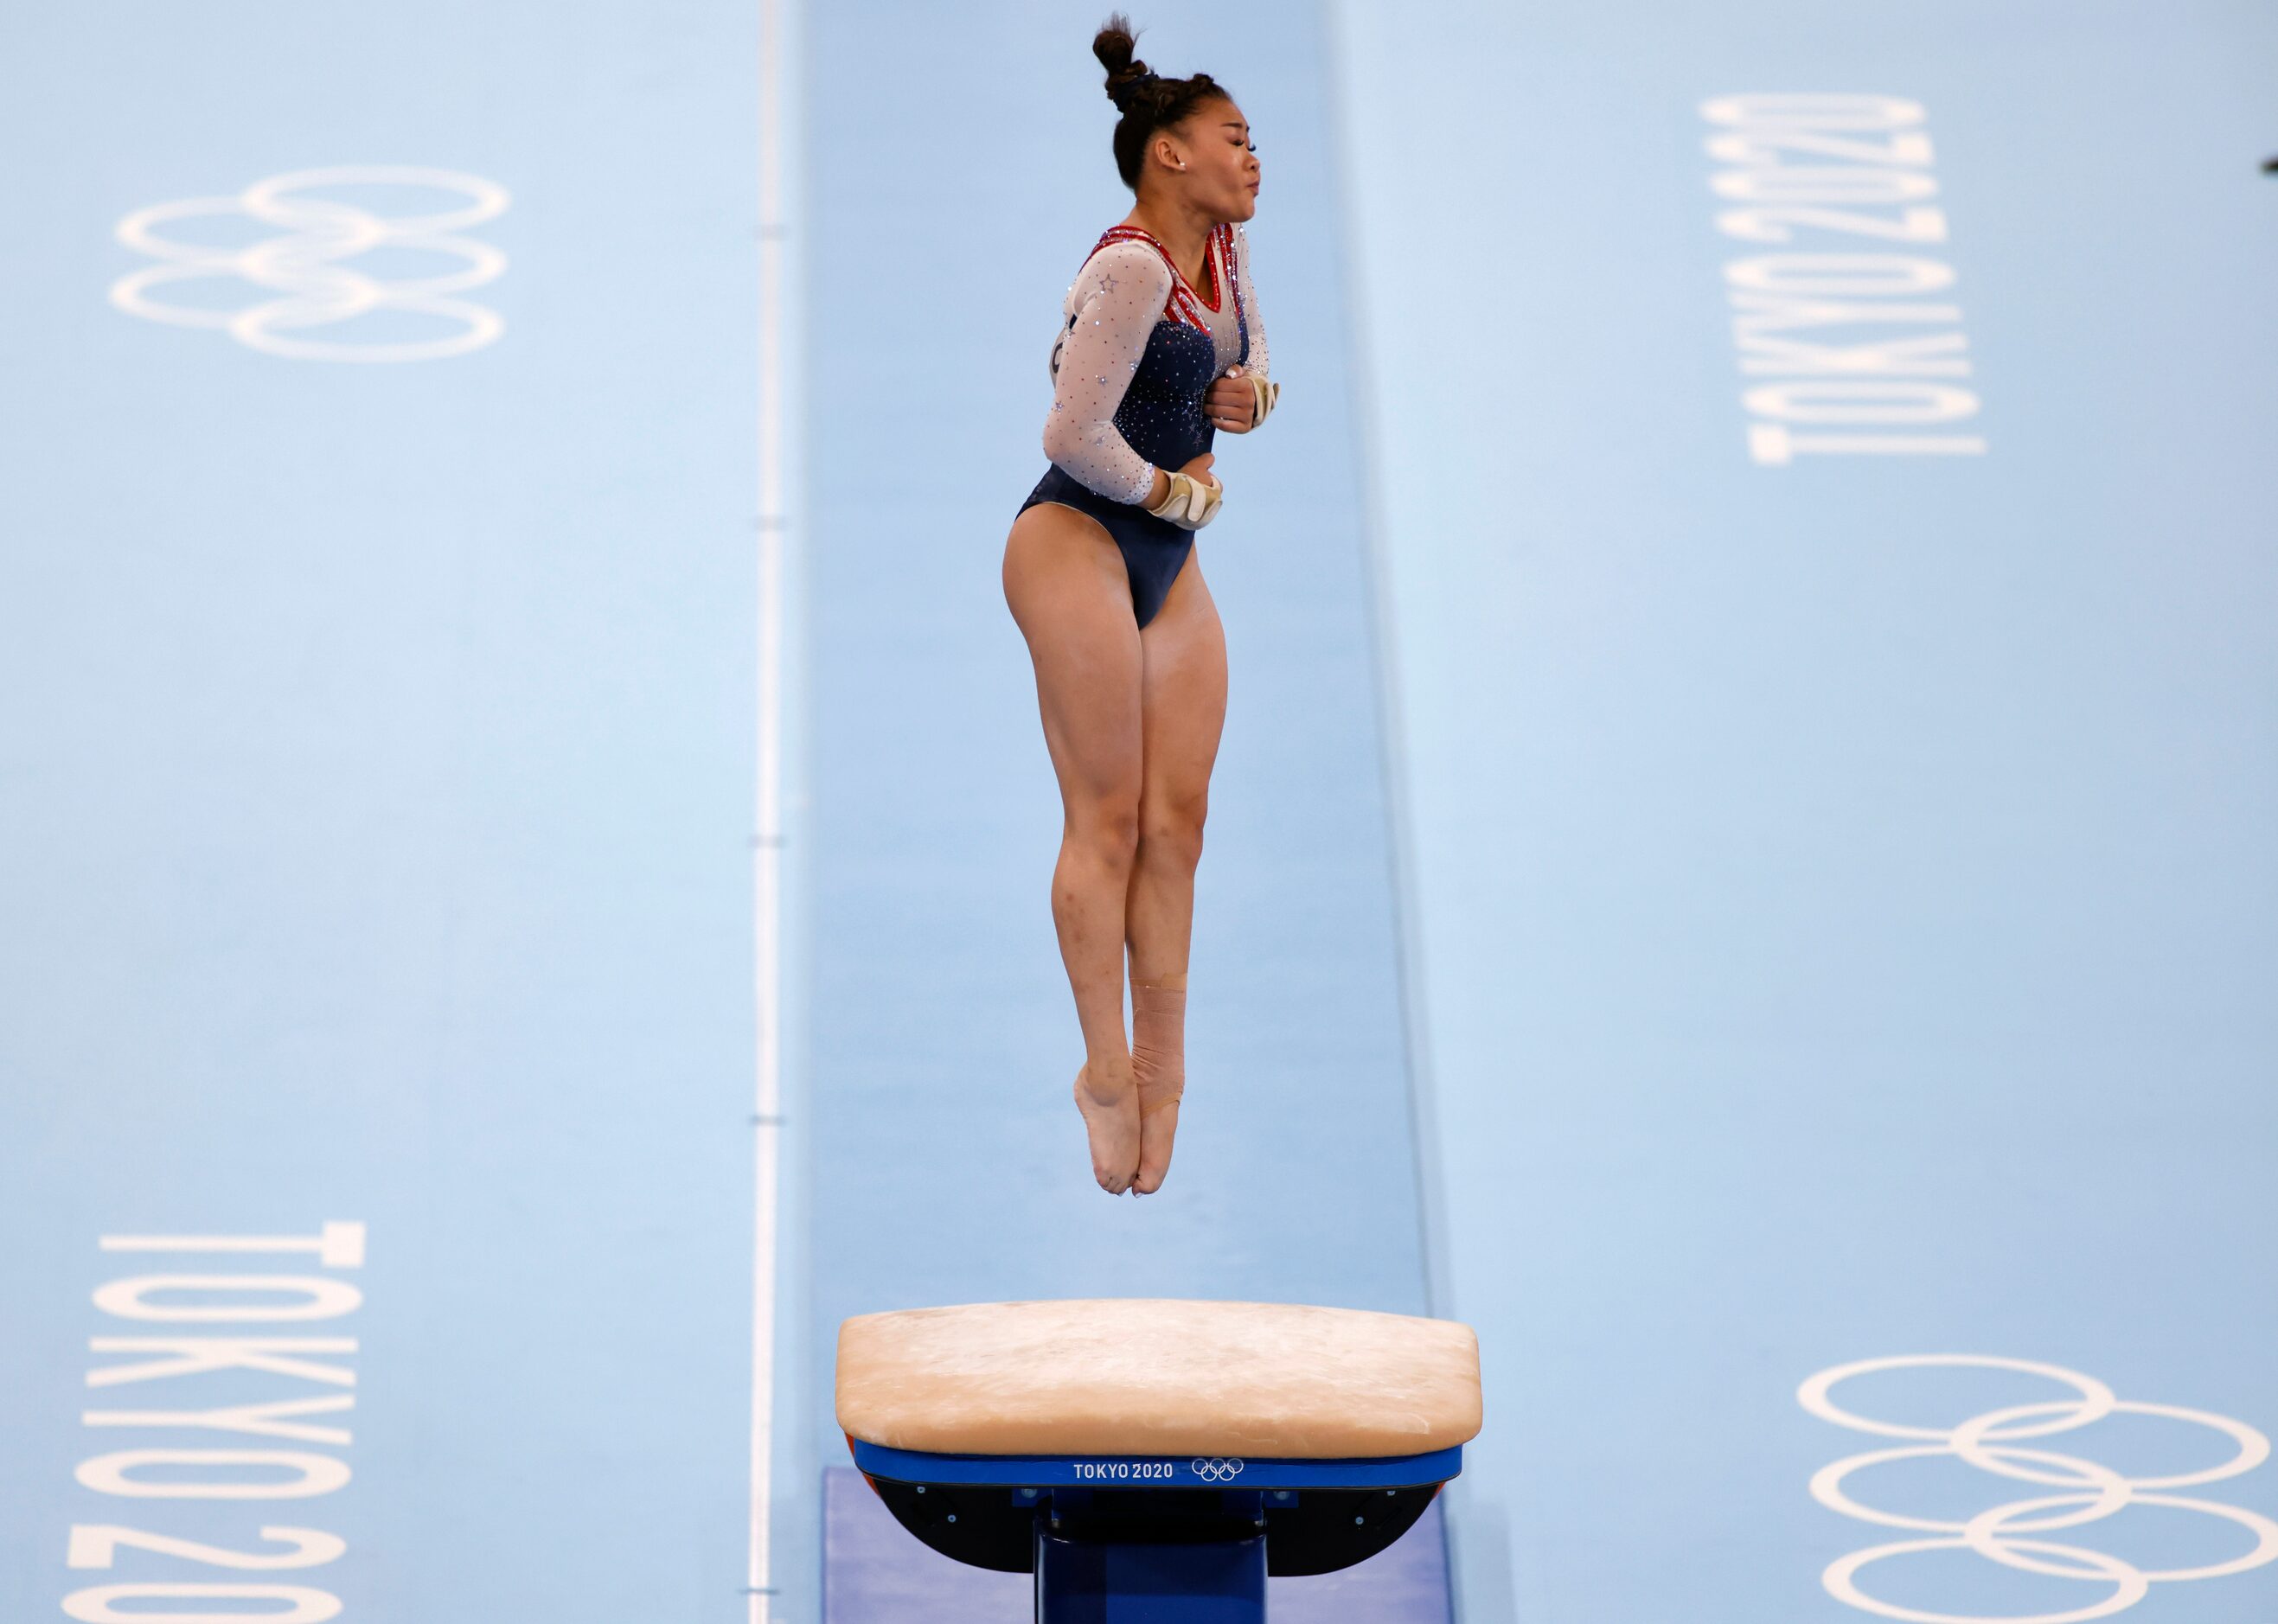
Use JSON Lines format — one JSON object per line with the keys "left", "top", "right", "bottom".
{"left": 1065, "top": 798, "right": 1142, "bottom": 873}
{"left": 1137, "top": 795, "right": 1207, "bottom": 871}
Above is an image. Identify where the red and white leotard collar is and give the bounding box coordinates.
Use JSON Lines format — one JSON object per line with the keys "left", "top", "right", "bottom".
{"left": 1084, "top": 222, "right": 1244, "bottom": 335}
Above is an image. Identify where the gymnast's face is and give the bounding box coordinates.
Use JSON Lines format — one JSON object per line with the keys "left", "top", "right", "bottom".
{"left": 1156, "top": 99, "right": 1260, "bottom": 223}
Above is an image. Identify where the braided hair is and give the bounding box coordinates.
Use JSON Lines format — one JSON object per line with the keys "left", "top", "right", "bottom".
{"left": 1092, "top": 13, "right": 1231, "bottom": 191}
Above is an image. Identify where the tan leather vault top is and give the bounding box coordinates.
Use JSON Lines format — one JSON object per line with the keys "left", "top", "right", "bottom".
{"left": 835, "top": 1299, "right": 1481, "bottom": 1458}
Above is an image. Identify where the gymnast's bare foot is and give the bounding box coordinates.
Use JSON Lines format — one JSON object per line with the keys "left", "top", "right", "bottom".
{"left": 1073, "top": 1060, "right": 1141, "bottom": 1195}
{"left": 1129, "top": 979, "right": 1187, "bottom": 1196}
{"left": 1133, "top": 1091, "right": 1181, "bottom": 1196}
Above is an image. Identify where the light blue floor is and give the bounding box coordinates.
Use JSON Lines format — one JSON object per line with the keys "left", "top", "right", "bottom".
{"left": 1330, "top": 3, "right": 2278, "bottom": 1621}
{"left": 4, "top": 3, "right": 2275, "bottom": 1623}
{"left": 1, "top": 4, "right": 766, "bottom": 1619}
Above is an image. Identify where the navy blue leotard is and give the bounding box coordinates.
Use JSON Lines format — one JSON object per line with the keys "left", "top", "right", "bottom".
{"left": 1018, "top": 224, "right": 1253, "bottom": 630}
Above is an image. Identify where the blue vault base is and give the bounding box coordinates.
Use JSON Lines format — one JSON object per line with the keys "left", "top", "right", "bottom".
{"left": 822, "top": 1467, "right": 1456, "bottom": 1623}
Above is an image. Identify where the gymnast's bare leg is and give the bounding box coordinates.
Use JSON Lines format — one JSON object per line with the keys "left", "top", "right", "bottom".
{"left": 1124, "top": 547, "right": 1226, "bottom": 1194}
{"left": 1005, "top": 501, "right": 1150, "bottom": 1193}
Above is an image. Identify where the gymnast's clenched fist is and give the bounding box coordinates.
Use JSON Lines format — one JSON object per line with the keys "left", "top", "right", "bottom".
{"left": 1205, "top": 362, "right": 1279, "bottom": 432}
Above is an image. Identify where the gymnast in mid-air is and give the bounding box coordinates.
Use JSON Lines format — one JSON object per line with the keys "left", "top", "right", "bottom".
{"left": 1003, "top": 13, "right": 1278, "bottom": 1197}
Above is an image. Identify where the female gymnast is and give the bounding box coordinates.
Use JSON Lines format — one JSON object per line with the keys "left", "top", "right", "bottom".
{"left": 1002, "top": 15, "right": 1279, "bottom": 1197}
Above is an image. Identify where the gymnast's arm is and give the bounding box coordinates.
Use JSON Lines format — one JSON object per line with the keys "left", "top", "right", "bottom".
{"left": 1234, "top": 220, "right": 1269, "bottom": 383}
{"left": 1206, "top": 222, "right": 1277, "bottom": 432}
{"left": 1041, "top": 242, "right": 1175, "bottom": 507}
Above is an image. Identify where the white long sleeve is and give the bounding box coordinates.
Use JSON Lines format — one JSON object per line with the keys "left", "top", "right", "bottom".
{"left": 1042, "top": 240, "right": 1174, "bottom": 506}
{"left": 1232, "top": 221, "right": 1268, "bottom": 382}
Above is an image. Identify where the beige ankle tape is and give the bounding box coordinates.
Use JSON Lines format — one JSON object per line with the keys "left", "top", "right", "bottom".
{"left": 1129, "top": 982, "right": 1187, "bottom": 1105}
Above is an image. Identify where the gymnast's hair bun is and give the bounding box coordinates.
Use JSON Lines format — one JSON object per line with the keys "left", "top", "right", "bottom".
{"left": 1093, "top": 13, "right": 1154, "bottom": 110}
{"left": 1090, "top": 13, "right": 1228, "bottom": 190}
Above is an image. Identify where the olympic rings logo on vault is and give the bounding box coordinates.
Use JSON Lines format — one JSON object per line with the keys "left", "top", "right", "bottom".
{"left": 1800, "top": 1354, "right": 2278, "bottom": 1623}
{"left": 1189, "top": 1457, "right": 1244, "bottom": 1482}
{"left": 109, "top": 165, "right": 510, "bottom": 362}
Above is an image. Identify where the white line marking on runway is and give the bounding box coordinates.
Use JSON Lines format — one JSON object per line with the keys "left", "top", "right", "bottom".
{"left": 749, "top": 0, "right": 788, "bottom": 1616}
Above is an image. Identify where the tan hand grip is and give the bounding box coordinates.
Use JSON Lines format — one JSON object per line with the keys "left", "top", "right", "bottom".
{"left": 1247, "top": 374, "right": 1280, "bottom": 427}
{"left": 1145, "top": 468, "right": 1224, "bottom": 530}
